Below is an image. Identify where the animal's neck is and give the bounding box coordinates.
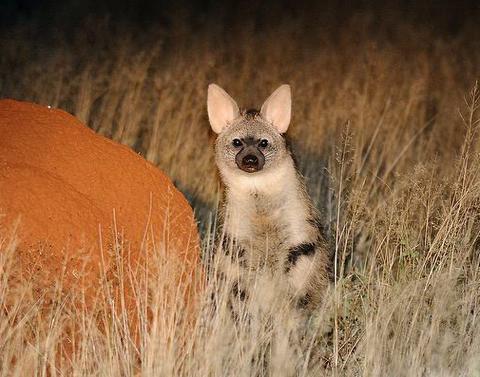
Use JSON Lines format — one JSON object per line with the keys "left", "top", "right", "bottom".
{"left": 224, "top": 158, "right": 299, "bottom": 206}
{"left": 222, "top": 158, "right": 310, "bottom": 245}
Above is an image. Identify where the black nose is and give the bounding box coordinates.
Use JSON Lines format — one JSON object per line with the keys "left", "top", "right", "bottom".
{"left": 236, "top": 148, "right": 265, "bottom": 173}
{"left": 243, "top": 155, "right": 258, "bottom": 165}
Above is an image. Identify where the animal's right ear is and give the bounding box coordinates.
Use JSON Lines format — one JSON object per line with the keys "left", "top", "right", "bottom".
{"left": 260, "top": 84, "right": 291, "bottom": 133}
{"left": 207, "top": 84, "right": 240, "bottom": 134}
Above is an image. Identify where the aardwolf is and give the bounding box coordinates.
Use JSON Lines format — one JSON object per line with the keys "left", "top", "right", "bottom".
{"left": 207, "top": 84, "right": 331, "bottom": 318}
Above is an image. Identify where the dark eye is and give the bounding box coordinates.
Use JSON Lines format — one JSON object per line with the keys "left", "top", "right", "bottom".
{"left": 259, "top": 139, "right": 269, "bottom": 148}
{"left": 232, "top": 138, "right": 242, "bottom": 147}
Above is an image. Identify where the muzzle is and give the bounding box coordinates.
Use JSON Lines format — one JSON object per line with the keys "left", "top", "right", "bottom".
{"left": 235, "top": 146, "right": 265, "bottom": 173}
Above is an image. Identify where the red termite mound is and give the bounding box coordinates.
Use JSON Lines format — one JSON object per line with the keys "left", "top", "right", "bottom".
{"left": 0, "top": 99, "right": 201, "bottom": 312}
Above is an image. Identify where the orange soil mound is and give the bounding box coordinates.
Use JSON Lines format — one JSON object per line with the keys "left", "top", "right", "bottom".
{"left": 0, "top": 99, "right": 201, "bottom": 307}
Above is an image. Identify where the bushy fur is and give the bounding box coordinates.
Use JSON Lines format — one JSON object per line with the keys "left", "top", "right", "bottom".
{"left": 208, "top": 85, "right": 332, "bottom": 317}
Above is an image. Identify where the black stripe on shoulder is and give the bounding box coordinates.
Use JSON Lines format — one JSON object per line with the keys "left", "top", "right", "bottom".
{"left": 285, "top": 242, "right": 316, "bottom": 272}
{"left": 297, "top": 292, "right": 312, "bottom": 309}
{"left": 231, "top": 281, "right": 247, "bottom": 301}
{"left": 222, "top": 235, "right": 246, "bottom": 260}
{"left": 221, "top": 236, "right": 231, "bottom": 255}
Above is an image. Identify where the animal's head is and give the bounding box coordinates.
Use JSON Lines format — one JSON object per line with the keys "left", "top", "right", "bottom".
{"left": 208, "top": 84, "right": 292, "bottom": 179}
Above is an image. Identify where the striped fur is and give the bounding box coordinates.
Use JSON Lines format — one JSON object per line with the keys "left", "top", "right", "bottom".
{"left": 208, "top": 84, "right": 332, "bottom": 316}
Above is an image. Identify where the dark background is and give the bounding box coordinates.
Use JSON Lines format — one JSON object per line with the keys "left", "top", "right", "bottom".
{"left": 2, "top": 0, "right": 479, "bottom": 37}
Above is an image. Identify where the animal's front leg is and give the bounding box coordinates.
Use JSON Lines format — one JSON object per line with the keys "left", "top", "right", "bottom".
{"left": 285, "top": 242, "right": 330, "bottom": 312}
{"left": 212, "top": 235, "right": 251, "bottom": 322}
{"left": 227, "top": 279, "right": 250, "bottom": 323}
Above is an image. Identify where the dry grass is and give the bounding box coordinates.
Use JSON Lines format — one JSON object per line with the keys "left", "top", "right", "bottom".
{"left": 1, "top": 5, "right": 480, "bottom": 376}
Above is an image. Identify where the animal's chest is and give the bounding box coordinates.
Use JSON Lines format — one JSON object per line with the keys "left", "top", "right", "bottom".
{"left": 251, "top": 202, "right": 283, "bottom": 240}
{"left": 236, "top": 196, "right": 290, "bottom": 270}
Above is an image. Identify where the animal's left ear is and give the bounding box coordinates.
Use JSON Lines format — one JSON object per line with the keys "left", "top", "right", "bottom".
{"left": 260, "top": 84, "right": 291, "bottom": 133}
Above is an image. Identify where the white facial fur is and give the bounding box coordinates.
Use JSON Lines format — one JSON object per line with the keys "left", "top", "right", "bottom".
{"left": 214, "top": 118, "right": 287, "bottom": 177}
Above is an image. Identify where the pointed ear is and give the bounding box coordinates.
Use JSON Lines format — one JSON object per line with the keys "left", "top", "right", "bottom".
{"left": 207, "top": 84, "right": 240, "bottom": 134}
{"left": 260, "top": 84, "right": 292, "bottom": 133}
